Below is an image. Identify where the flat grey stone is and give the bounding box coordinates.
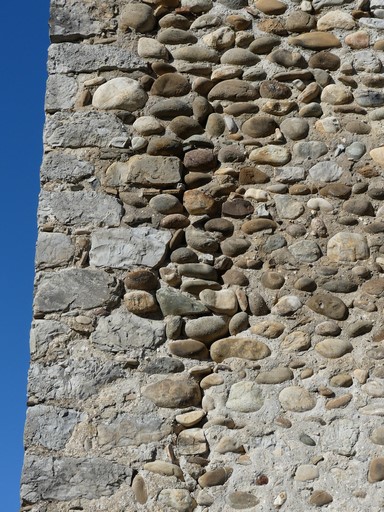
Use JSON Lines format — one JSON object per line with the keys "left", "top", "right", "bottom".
{"left": 49, "top": 0, "right": 116, "bottom": 41}
{"left": 97, "top": 413, "right": 172, "bottom": 449}
{"left": 21, "top": 455, "right": 130, "bottom": 502}
{"left": 24, "top": 405, "right": 83, "bottom": 450}
{"left": 275, "top": 195, "right": 305, "bottom": 219}
{"left": 289, "top": 240, "right": 322, "bottom": 262}
{"left": 41, "top": 151, "right": 94, "bottom": 183}
{"left": 44, "top": 111, "right": 129, "bottom": 148}
{"left": 110, "top": 155, "right": 183, "bottom": 187}
{"left": 48, "top": 43, "right": 147, "bottom": 73}
{"left": 38, "top": 190, "right": 122, "bottom": 227}
{"left": 35, "top": 232, "right": 74, "bottom": 268}
{"left": 28, "top": 358, "right": 124, "bottom": 401}
{"left": 89, "top": 227, "right": 171, "bottom": 269}
{"left": 45, "top": 75, "right": 78, "bottom": 112}
{"left": 34, "top": 268, "right": 120, "bottom": 313}
{"left": 91, "top": 308, "right": 165, "bottom": 353}
{"left": 30, "top": 320, "right": 71, "bottom": 359}
{"left": 308, "top": 161, "right": 343, "bottom": 182}
{"left": 156, "top": 287, "right": 209, "bottom": 316}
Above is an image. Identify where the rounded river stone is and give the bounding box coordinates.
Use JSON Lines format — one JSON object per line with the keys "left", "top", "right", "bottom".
{"left": 315, "top": 338, "right": 353, "bottom": 359}
{"left": 143, "top": 378, "right": 201, "bottom": 408}
{"left": 279, "top": 386, "right": 316, "bottom": 412}
{"left": 306, "top": 293, "right": 348, "bottom": 320}
{"left": 210, "top": 337, "right": 271, "bottom": 363}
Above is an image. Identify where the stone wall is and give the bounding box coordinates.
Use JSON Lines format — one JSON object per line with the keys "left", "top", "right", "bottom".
{"left": 21, "top": 0, "right": 384, "bottom": 510}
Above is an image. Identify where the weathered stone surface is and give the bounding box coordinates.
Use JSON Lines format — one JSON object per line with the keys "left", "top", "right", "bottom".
{"left": 21, "top": 455, "right": 130, "bottom": 502}
{"left": 48, "top": 43, "right": 147, "bottom": 74}
{"left": 45, "top": 74, "right": 78, "bottom": 112}
{"left": 40, "top": 151, "right": 94, "bottom": 183}
{"left": 45, "top": 112, "right": 129, "bottom": 148}
{"left": 90, "top": 227, "right": 171, "bottom": 269}
{"left": 158, "top": 489, "right": 196, "bottom": 511}
{"left": 38, "top": 190, "right": 122, "bottom": 227}
{"left": 34, "top": 269, "right": 120, "bottom": 314}
{"left": 227, "top": 492, "right": 260, "bottom": 509}
{"left": 91, "top": 308, "right": 165, "bottom": 352}
{"left": 210, "top": 337, "right": 271, "bottom": 362}
{"left": 24, "top": 405, "right": 83, "bottom": 450}
{"left": 28, "top": 358, "right": 125, "bottom": 401}
{"left": 143, "top": 377, "right": 201, "bottom": 408}
{"left": 112, "top": 155, "right": 182, "bottom": 187}
{"left": 35, "top": 232, "right": 74, "bottom": 268}
{"left": 327, "top": 233, "right": 369, "bottom": 262}
{"left": 249, "top": 145, "right": 291, "bottom": 166}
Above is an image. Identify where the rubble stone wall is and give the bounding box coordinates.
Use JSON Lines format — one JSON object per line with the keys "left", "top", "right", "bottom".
{"left": 21, "top": 0, "right": 384, "bottom": 510}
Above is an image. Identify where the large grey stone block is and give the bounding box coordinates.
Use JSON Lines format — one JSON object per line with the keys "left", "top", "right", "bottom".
{"left": 38, "top": 190, "right": 122, "bottom": 227}
{"left": 48, "top": 43, "right": 148, "bottom": 73}
{"left": 45, "top": 75, "right": 78, "bottom": 112}
{"left": 35, "top": 232, "right": 74, "bottom": 268}
{"left": 28, "top": 358, "right": 124, "bottom": 401}
{"left": 21, "top": 455, "right": 130, "bottom": 502}
{"left": 49, "top": 0, "right": 116, "bottom": 42}
{"left": 34, "top": 268, "right": 120, "bottom": 314}
{"left": 89, "top": 226, "right": 171, "bottom": 269}
{"left": 41, "top": 151, "right": 94, "bottom": 183}
{"left": 44, "top": 111, "right": 129, "bottom": 148}
{"left": 24, "top": 405, "right": 83, "bottom": 450}
{"left": 30, "top": 320, "right": 71, "bottom": 359}
{"left": 91, "top": 307, "right": 165, "bottom": 353}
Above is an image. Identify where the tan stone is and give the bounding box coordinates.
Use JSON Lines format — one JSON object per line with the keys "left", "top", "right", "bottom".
{"left": 317, "top": 11, "right": 355, "bottom": 31}
{"left": 144, "top": 461, "right": 183, "bottom": 479}
{"left": 345, "top": 31, "right": 369, "bottom": 49}
{"left": 249, "top": 145, "right": 291, "bottom": 166}
{"left": 210, "top": 337, "right": 271, "bottom": 363}
{"left": 370, "top": 147, "right": 384, "bottom": 167}
{"left": 289, "top": 32, "right": 341, "bottom": 50}
{"left": 176, "top": 410, "right": 206, "bottom": 427}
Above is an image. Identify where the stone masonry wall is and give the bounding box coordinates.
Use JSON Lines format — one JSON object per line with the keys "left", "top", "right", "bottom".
{"left": 21, "top": 0, "right": 384, "bottom": 510}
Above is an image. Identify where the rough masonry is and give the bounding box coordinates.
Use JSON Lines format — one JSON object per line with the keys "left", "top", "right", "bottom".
{"left": 21, "top": 0, "right": 384, "bottom": 510}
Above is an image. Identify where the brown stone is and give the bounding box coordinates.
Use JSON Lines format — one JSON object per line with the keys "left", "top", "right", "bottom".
{"left": 168, "top": 116, "right": 203, "bottom": 139}
{"left": 184, "top": 149, "right": 216, "bottom": 173}
{"left": 249, "top": 35, "right": 281, "bottom": 54}
{"left": 309, "top": 490, "right": 333, "bottom": 507}
{"left": 169, "top": 340, "right": 210, "bottom": 360}
{"left": 368, "top": 458, "right": 384, "bottom": 482}
{"left": 306, "top": 293, "right": 348, "bottom": 320}
{"left": 260, "top": 80, "right": 291, "bottom": 99}
{"left": 241, "top": 219, "right": 277, "bottom": 233}
{"left": 239, "top": 167, "right": 269, "bottom": 185}
{"left": 150, "top": 73, "right": 190, "bottom": 97}
{"left": 346, "top": 31, "right": 370, "bottom": 49}
{"left": 208, "top": 80, "right": 258, "bottom": 102}
{"left": 308, "top": 51, "right": 340, "bottom": 70}
{"left": 160, "top": 214, "right": 190, "bottom": 229}
{"left": 362, "top": 279, "right": 384, "bottom": 298}
{"left": 222, "top": 199, "right": 254, "bottom": 218}
{"left": 325, "top": 394, "right": 352, "bottom": 410}
{"left": 183, "top": 190, "right": 216, "bottom": 215}
{"left": 198, "top": 468, "right": 232, "bottom": 488}
{"left": 286, "top": 11, "right": 316, "bottom": 33}
{"left": 125, "top": 269, "right": 159, "bottom": 290}
{"left": 257, "top": 19, "right": 287, "bottom": 36}
{"left": 124, "top": 291, "right": 158, "bottom": 315}
{"left": 142, "top": 377, "right": 201, "bottom": 408}
{"left": 289, "top": 32, "right": 341, "bottom": 50}
{"left": 319, "top": 183, "right": 351, "bottom": 199}
{"left": 226, "top": 15, "right": 252, "bottom": 31}
{"left": 255, "top": 0, "right": 287, "bottom": 14}
{"left": 241, "top": 116, "right": 277, "bottom": 138}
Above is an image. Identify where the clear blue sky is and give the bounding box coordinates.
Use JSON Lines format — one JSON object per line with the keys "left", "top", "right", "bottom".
{"left": 0, "top": 1, "right": 50, "bottom": 509}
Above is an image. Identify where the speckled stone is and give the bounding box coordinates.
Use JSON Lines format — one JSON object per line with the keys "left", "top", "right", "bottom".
{"left": 210, "top": 337, "right": 271, "bottom": 362}
{"left": 279, "top": 386, "right": 316, "bottom": 412}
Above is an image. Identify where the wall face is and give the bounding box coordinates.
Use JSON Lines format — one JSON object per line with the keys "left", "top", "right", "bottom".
{"left": 21, "top": 0, "right": 384, "bottom": 510}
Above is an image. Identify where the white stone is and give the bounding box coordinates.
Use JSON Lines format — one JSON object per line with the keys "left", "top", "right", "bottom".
{"left": 226, "top": 382, "right": 264, "bottom": 412}
{"left": 92, "top": 77, "right": 148, "bottom": 111}
{"left": 327, "top": 232, "right": 369, "bottom": 262}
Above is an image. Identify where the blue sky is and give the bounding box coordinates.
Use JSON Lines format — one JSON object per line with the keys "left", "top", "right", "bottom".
{"left": 0, "top": 1, "right": 50, "bottom": 509}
